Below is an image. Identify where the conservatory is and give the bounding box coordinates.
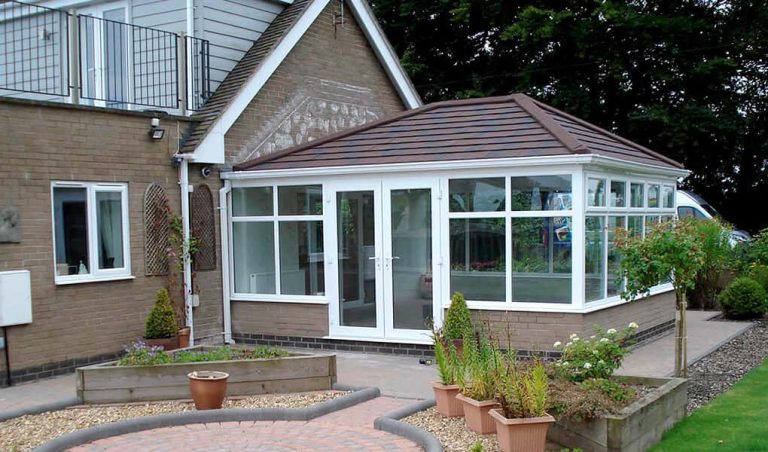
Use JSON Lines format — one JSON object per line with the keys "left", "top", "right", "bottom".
{"left": 220, "top": 94, "right": 687, "bottom": 347}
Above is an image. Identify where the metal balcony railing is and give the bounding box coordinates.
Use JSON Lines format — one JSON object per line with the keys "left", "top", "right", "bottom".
{"left": 0, "top": 0, "right": 211, "bottom": 112}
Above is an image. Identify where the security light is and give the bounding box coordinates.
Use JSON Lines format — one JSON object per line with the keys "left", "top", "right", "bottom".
{"left": 149, "top": 117, "right": 165, "bottom": 140}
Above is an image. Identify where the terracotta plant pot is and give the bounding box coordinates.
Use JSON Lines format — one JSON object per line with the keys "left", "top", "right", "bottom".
{"left": 177, "top": 327, "right": 191, "bottom": 348}
{"left": 188, "top": 371, "right": 229, "bottom": 410}
{"left": 145, "top": 336, "right": 179, "bottom": 351}
{"left": 489, "top": 408, "right": 555, "bottom": 452}
{"left": 456, "top": 393, "right": 499, "bottom": 434}
{"left": 432, "top": 382, "right": 463, "bottom": 417}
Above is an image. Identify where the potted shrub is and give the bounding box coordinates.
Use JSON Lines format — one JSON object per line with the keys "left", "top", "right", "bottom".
{"left": 456, "top": 331, "right": 500, "bottom": 434}
{"left": 490, "top": 359, "right": 554, "bottom": 452}
{"left": 188, "top": 370, "right": 229, "bottom": 409}
{"left": 145, "top": 288, "right": 180, "bottom": 350}
{"left": 431, "top": 328, "right": 463, "bottom": 417}
{"left": 443, "top": 292, "right": 473, "bottom": 354}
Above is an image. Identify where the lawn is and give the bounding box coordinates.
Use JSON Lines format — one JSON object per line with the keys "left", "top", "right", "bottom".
{"left": 652, "top": 358, "right": 768, "bottom": 452}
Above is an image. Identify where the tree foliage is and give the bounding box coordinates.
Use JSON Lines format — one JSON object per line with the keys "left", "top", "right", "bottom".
{"left": 371, "top": 0, "right": 768, "bottom": 231}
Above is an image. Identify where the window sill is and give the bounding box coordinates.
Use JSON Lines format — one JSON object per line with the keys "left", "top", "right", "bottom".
{"left": 230, "top": 294, "right": 329, "bottom": 304}
{"left": 55, "top": 275, "right": 135, "bottom": 286}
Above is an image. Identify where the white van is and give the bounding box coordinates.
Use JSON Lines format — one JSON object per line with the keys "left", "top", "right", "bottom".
{"left": 676, "top": 190, "right": 751, "bottom": 243}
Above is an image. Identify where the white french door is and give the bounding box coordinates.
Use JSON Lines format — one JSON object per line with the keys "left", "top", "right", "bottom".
{"left": 327, "top": 178, "right": 440, "bottom": 342}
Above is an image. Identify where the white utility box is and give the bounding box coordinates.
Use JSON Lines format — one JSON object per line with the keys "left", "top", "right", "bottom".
{"left": 0, "top": 270, "right": 32, "bottom": 327}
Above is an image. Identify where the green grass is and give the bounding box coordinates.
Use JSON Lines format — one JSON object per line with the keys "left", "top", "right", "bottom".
{"left": 651, "top": 359, "right": 768, "bottom": 452}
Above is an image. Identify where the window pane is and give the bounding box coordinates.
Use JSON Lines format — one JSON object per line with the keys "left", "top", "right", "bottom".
{"left": 511, "top": 217, "right": 572, "bottom": 303}
{"left": 630, "top": 183, "right": 644, "bottom": 207}
{"left": 53, "top": 187, "right": 89, "bottom": 276}
{"left": 585, "top": 216, "right": 605, "bottom": 302}
{"left": 610, "top": 181, "right": 626, "bottom": 207}
{"left": 662, "top": 186, "right": 675, "bottom": 208}
{"left": 232, "top": 222, "right": 275, "bottom": 294}
{"left": 96, "top": 191, "right": 124, "bottom": 269}
{"left": 647, "top": 184, "right": 660, "bottom": 208}
{"left": 587, "top": 178, "right": 606, "bottom": 207}
{"left": 510, "top": 175, "right": 572, "bottom": 211}
{"left": 278, "top": 185, "right": 323, "bottom": 215}
{"left": 279, "top": 221, "right": 324, "bottom": 296}
{"left": 232, "top": 187, "right": 273, "bottom": 216}
{"left": 645, "top": 215, "right": 660, "bottom": 232}
{"left": 450, "top": 218, "right": 505, "bottom": 301}
{"left": 678, "top": 207, "right": 694, "bottom": 219}
{"left": 607, "top": 216, "right": 625, "bottom": 297}
{"left": 449, "top": 178, "right": 504, "bottom": 212}
{"left": 628, "top": 215, "right": 644, "bottom": 238}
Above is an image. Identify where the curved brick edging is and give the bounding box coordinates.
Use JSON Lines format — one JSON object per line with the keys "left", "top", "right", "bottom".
{"left": 374, "top": 398, "right": 442, "bottom": 452}
{"left": 0, "top": 397, "right": 80, "bottom": 423}
{"left": 34, "top": 384, "right": 379, "bottom": 452}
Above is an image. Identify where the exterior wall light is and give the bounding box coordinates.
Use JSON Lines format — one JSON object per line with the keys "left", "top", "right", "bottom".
{"left": 149, "top": 117, "right": 165, "bottom": 140}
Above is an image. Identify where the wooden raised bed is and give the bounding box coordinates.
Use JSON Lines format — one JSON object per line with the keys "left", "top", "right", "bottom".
{"left": 76, "top": 347, "right": 337, "bottom": 404}
{"left": 548, "top": 376, "right": 688, "bottom": 452}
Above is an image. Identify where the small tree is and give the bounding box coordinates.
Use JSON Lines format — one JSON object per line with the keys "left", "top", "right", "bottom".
{"left": 443, "top": 292, "right": 474, "bottom": 341}
{"left": 616, "top": 218, "right": 706, "bottom": 377}
{"left": 145, "top": 288, "right": 178, "bottom": 339}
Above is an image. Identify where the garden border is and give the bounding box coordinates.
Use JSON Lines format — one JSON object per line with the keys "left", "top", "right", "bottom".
{"left": 373, "top": 398, "right": 443, "bottom": 452}
{"left": 33, "top": 384, "right": 378, "bottom": 452}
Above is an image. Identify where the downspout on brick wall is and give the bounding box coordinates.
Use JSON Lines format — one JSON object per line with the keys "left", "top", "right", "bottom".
{"left": 220, "top": 179, "right": 233, "bottom": 343}
{"left": 179, "top": 156, "right": 194, "bottom": 345}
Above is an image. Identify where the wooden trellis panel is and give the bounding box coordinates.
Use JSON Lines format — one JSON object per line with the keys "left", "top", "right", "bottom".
{"left": 191, "top": 184, "right": 216, "bottom": 271}
{"left": 144, "top": 183, "right": 170, "bottom": 276}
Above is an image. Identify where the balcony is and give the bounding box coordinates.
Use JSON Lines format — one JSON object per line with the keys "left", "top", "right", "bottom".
{"left": 0, "top": 0, "right": 211, "bottom": 113}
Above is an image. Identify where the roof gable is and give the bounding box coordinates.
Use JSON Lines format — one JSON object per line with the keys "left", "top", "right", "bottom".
{"left": 234, "top": 94, "right": 685, "bottom": 172}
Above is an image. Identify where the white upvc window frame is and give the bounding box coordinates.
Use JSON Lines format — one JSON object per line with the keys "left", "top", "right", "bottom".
{"left": 51, "top": 181, "right": 132, "bottom": 285}
{"left": 441, "top": 167, "right": 582, "bottom": 312}
{"left": 228, "top": 182, "right": 327, "bottom": 304}
{"left": 583, "top": 170, "right": 677, "bottom": 310}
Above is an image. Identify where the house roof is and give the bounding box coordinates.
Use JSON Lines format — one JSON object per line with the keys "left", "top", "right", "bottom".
{"left": 181, "top": 0, "right": 422, "bottom": 157}
{"left": 234, "top": 93, "right": 684, "bottom": 171}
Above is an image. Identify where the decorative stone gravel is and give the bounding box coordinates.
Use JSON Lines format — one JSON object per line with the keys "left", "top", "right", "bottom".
{"left": 687, "top": 318, "right": 768, "bottom": 412}
{"left": 0, "top": 391, "right": 346, "bottom": 452}
{"left": 404, "top": 407, "right": 500, "bottom": 452}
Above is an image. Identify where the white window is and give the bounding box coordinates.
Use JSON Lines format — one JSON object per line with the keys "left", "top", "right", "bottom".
{"left": 52, "top": 182, "right": 131, "bottom": 284}
{"left": 231, "top": 185, "right": 324, "bottom": 299}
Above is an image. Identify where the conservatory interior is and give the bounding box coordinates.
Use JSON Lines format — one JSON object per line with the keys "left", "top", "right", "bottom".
{"left": 220, "top": 94, "right": 687, "bottom": 345}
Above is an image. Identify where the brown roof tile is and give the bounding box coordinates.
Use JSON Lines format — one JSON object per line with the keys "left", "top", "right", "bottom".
{"left": 234, "top": 94, "right": 684, "bottom": 171}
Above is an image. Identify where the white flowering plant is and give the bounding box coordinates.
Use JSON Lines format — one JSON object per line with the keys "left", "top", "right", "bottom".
{"left": 553, "top": 323, "right": 639, "bottom": 382}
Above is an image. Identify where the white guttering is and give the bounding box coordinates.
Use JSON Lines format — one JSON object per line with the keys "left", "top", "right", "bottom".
{"left": 220, "top": 180, "right": 234, "bottom": 343}
{"left": 178, "top": 156, "right": 194, "bottom": 345}
{"left": 223, "top": 154, "right": 689, "bottom": 180}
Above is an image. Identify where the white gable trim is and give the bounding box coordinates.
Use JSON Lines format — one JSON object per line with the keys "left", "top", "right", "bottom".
{"left": 191, "top": 0, "right": 422, "bottom": 164}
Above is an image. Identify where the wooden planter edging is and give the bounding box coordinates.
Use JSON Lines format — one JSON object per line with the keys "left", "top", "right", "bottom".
{"left": 548, "top": 376, "right": 688, "bottom": 452}
{"left": 76, "top": 347, "right": 337, "bottom": 404}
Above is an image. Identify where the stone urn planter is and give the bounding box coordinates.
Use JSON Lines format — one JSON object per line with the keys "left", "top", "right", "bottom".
{"left": 489, "top": 408, "right": 555, "bottom": 452}
{"left": 456, "top": 393, "right": 499, "bottom": 434}
{"left": 432, "top": 382, "right": 463, "bottom": 417}
{"left": 188, "top": 370, "right": 229, "bottom": 410}
{"left": 178, "top": 327, "right": 191, "bottom": 348}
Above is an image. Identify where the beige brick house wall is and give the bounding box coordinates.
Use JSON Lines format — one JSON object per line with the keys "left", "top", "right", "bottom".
{"left": 232, "top": 302, "right": 329, "bottom": 338}
{"left": 0, "top": 100, "right": 224, "bottom": 380}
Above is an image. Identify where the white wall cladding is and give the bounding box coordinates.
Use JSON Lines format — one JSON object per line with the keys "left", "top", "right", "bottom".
{"left": 132, "top": 0, "right": 188, "bottom": 33}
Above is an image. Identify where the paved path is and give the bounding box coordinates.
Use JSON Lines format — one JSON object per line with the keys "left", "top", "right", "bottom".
{"left": 70, "top": 397, "right": 420, "bottom": 452}
{"left": 0, "top": 373, "right": 75, "bottom": 417}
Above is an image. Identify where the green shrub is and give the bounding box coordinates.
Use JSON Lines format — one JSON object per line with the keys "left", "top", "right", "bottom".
{"left": 688, "top": 219, "right": 736, "bottom": 310}
{"left": 498, "top": 360, "right": 549, "bottom": 418}
{"left": 117, "top": 342, "right": 287, "bottom": 366}
{"left": 580, "top": 378, "right": 636, "bottom": 403}
{"left": 747, "top": 265, "right": 768, "bottom": 292}
{"left": 144, "top": 288, "right": 178, "bottom": 339}
{"left": 458, "top": 329, "right": 499, "bottom": 401}
{"left": 432, "top": 328, "right": 459, "bottom": 385}
{"left": 718, "top": 277, "right": 768, "bottom": 319}
{"left": 443, "top": 292, "right": 473, "bottom": 341}
{"left": 554, "top": 324, "right": 638, "bottom": 383}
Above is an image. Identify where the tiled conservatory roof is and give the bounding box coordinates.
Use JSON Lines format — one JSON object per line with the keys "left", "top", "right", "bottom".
{"left": 234, "top": 93, "right": 684, "bottom": 171}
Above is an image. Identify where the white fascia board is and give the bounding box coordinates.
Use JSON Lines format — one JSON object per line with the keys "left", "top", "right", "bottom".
{"left": 589, "top": 155, "right": 689, "bottom": 178}
{"left": 346, "top": 0, "right": 422, "bottom": 109}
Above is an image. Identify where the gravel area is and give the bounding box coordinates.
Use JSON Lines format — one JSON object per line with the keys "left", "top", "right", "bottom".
{"left": 0, "top": 391, "right": 346, "bottom": 452}
{"left": 687, "top": 318, "right": 768, "bottom": 412}
{"left": 404, "top": 407, "right": 499, "bottom": 452}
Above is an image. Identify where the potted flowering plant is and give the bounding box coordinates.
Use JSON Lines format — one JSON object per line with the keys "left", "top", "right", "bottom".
{"left": 431, "top": 327, "right": 463, "bottom": 417}
{"left": 490, "top": 359, "right": 554, "bottom": 452}
{"left": 456, "top": 330, "right": 501, "bottom": 434}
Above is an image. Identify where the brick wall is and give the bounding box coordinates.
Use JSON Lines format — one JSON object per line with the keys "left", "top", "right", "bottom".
{"left": 0, "top": 99, "right": 224, "bottom": 383}
{"left": 231, "top": 301, "right": 329, "bottom": 338}
{"left": 584, "top": 290, "right": 676, "bottom": 339}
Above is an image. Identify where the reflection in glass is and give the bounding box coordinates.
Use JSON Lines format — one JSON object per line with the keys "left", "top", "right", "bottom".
{"left": 232, "top": 187, "right": 273, "bottom": 216}
{"left": 279, "top": 185, "right": 323, "bottom": 215}
{"left": 53, "top": 187, "right": 89, "bottom": 276}
{"left": 628, "top": 216, "right": 644, "bottom": 238}
{"left": 450, "top": 218, "right": 506, "bottom": 301}
{"left": 279, "top": 221, "right": 324, "bottom": 295}
{"left": 232, "top": 222, "right": 275, "bottom": 294}
{"left": 586, "top": 216, "right": 605, "bottom": 302}
{"left": 587, "top": 178, "right": 606, "bottom": 207}
{"left": 390, "top": 189, "right": 433, "bottom": 330}
{"left": 510, "top": 175, "right": 572, "bottom": 211}
{"left": 510, "top": 217, "right": 572, "bottom": 303}
{"left": 630, "top": 183, "right": 644, "bottom": 208}
{"left": 645, "top": 215, "right": 660, "bottom": 230}
{"left": 662, "top": 186, "right": 675, "bottom": 208}
{"left": 647, "top": 185, "right": 660, "bottom": 208}
{"left": 607, "top": 216, "right": 626, "bottom": 297}
{"left": 337, "top": 191, "right": 377, "bottom": 327}
{"left": 610, "top": 181, "right": 626, "bottom": 207}
{"left": 449, "top": 178, "right": 505, "bottom": 212}
{"left": 96, "top": 191, "right": 124, "bottom": 269}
